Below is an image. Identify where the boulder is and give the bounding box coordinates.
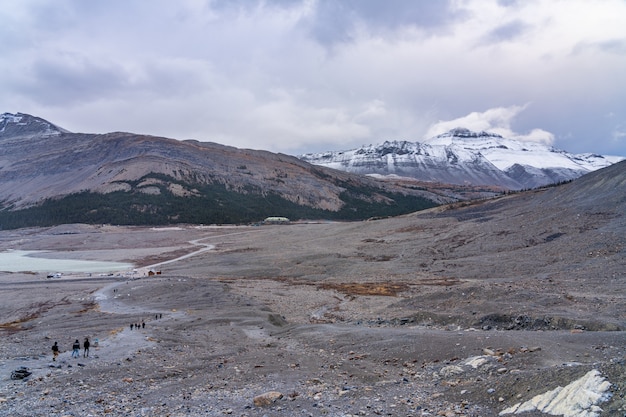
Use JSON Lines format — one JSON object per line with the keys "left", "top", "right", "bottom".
{"left": 253, "top": 391, "right": 283, "bottom": 407}
{"left": 11, "top": 367, "right": 32, "bottom": 380}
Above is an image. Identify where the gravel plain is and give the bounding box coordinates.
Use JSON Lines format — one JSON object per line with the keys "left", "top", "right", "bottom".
{"left": 0, "top": 177, "right": 625, "bottom": 417}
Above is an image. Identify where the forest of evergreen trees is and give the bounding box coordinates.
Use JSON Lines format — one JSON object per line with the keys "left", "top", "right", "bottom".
{"left": 0, "top": 175, "right": 438, "bottom": 229}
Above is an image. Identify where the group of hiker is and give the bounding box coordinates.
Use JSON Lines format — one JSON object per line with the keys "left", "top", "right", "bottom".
{"left": 130, "top": 313, "right": 163, "bottom": 331}
{"left": 51, "top": 337, "right": 90, "bottom": 361}
{"left": 129, "top": 321, "right": 145, "bottom": 330}
{"left": 50, "top": 311, "right": 164, "bottom": 360}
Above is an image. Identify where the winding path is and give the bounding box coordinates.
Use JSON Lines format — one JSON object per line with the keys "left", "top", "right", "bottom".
{"left": 138, "top": 229, "right": 261, "bottom": 273}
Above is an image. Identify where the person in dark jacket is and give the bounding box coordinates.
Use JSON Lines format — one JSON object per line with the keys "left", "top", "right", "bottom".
{"left": 83, "top": 337, "right": 90, "bottom": 358}
{"left": 72, "top": 340, "right": 80, "bottom": 358}
{"left": 51, "top": 342, "right": 59, "bottom": 361}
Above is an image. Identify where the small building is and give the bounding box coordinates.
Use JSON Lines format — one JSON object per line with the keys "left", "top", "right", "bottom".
{"left": 263, "top": 216, "right": 290, "bottom": 224}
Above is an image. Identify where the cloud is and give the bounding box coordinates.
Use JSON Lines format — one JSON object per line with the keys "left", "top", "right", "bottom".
{"left": 572, "top": 38, "right": 626, "bottom": 56}
{"left": 13, "top": 54, "right": 133, "bottom": 106}
{"left": 611, "top": 127, "right": 626, "bottom": 143}
{"left": 424, "top": 106, "right": 555, "bottom": 145}
{"left": 301, "top": 0, "right": 466, "bottom": 46}
{"left": 479, "top": 19, "right": 530, "bottom": 44}
{"left": 0, "top": 0, "right": 625, "bottom": 157}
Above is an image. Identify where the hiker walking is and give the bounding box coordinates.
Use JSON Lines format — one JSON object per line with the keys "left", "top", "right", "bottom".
{"left": 83, "top": 337, "right": 90, "bottom": 358}
{"left": 72, "top": 339, "right": 80, "bottom": 358}
{"left": 51, "top": 342, "right": 59, "bottom": 361}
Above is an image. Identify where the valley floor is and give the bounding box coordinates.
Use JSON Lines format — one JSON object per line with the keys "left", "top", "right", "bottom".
{"left": 0, "top": 222, "right": 624, "bottom": 416}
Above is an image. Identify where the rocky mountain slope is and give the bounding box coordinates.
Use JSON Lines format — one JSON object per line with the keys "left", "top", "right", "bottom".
{"left": 300, "top": 127, "right": 624, "bottom": 189}
{"left": 0, "top": 112, "right": 459, "bottom": 228}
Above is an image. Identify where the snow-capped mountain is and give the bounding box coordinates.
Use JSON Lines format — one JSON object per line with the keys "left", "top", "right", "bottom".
{"left": 299, "top": 128, "right": 624, "bottom": 189}
{"left": 0, "top": 112, "right": 69, "bottom": 138}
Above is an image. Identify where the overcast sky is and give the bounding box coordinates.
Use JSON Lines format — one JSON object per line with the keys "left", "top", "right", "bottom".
{"left": 1, "top": 0, "right": 625, "bottom": 156}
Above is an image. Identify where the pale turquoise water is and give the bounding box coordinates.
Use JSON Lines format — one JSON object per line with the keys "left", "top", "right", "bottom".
{"left": 0, "top": 250, "right": 133, "bottom": 273}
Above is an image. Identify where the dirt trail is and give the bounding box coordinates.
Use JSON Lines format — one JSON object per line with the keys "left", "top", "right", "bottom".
{"left": 134, "top": 229, "right": 263, "bottom": 274}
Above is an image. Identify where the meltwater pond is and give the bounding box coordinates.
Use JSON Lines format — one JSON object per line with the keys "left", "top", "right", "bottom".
{"left": 0, "top": 250, "right": 134, "bottom": 273}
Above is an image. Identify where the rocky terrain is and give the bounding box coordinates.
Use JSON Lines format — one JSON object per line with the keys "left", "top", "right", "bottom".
{"left": 0, "top": 162, "right": 624, "bottom": 416}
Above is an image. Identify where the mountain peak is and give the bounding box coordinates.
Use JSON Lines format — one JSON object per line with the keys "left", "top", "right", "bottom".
{"left": 0, "top": 112, "right": 70, "bottom": 139}
{"left": 435, "top": 127, "right": 504, "bottom": 139}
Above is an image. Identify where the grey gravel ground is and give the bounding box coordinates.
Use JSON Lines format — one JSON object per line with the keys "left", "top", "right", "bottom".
{"left": 0, "top": 181, "right": 624, "bottom": 416}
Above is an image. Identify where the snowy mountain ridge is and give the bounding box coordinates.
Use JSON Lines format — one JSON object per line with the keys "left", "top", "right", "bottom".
{"left": 0, "top": 112, "right": 69, "bottom": 138}
{"left": 300, "top": 128, "right": 624, "bottom": 189}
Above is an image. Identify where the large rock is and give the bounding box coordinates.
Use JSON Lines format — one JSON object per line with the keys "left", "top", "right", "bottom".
{"left": 10, "top": 367, "right": 32, "bottom": 380}
{"left": 253, "top": 391, "right": 283, "bottom": 407}
{"left": 500, "top": 370, "right": 612, "bottom": 417}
